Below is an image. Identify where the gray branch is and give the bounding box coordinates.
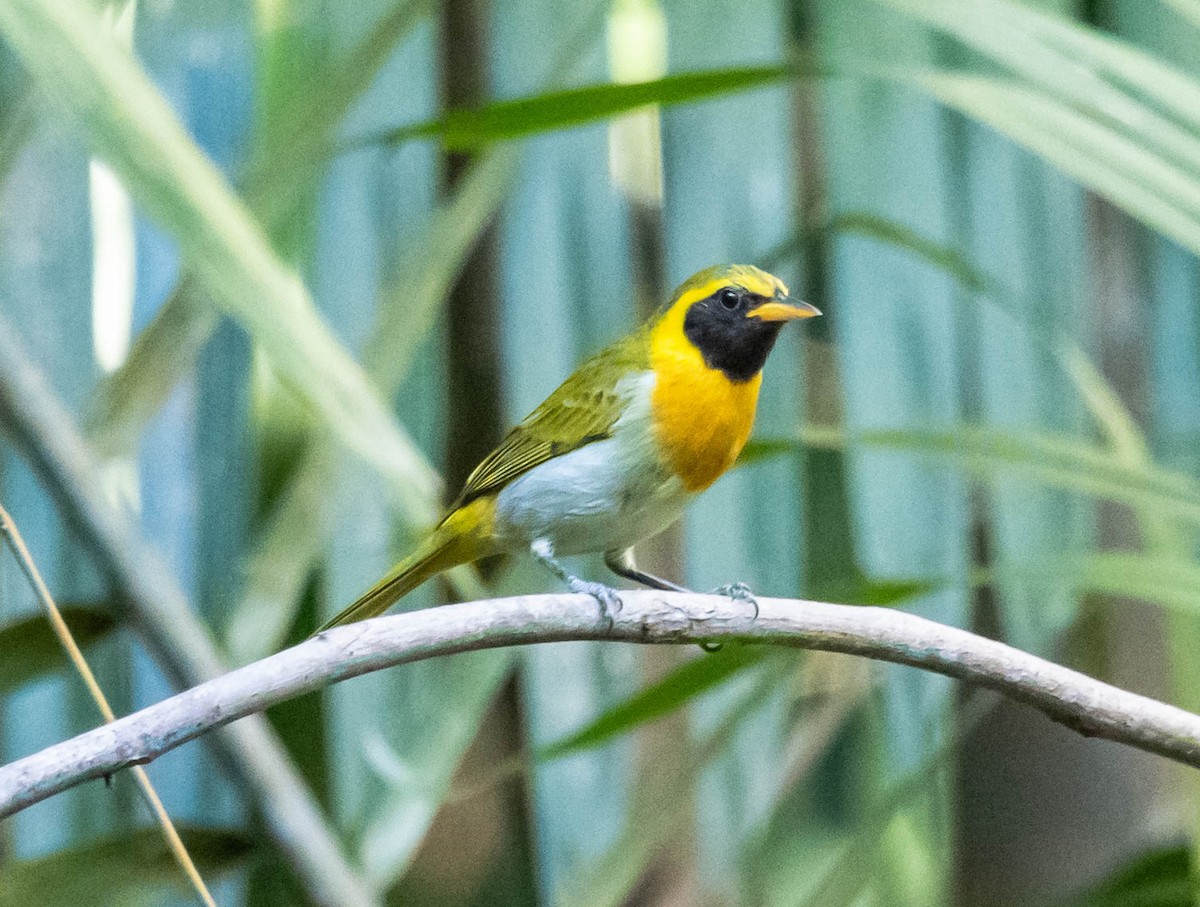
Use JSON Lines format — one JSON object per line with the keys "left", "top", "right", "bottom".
{"left": 4, "top": 590, "right": 1200, "bottom": 819}
{"left": 0, "top": 315, "right": 379, "bottom": 907}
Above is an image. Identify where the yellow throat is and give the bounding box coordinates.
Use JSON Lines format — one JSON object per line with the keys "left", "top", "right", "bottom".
{"left": 648, "top": 268, "right": 788, "bottom": 492}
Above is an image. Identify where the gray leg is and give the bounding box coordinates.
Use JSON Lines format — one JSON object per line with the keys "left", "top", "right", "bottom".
{"left": 531, "top": 538, "right": 622, "bottom": 624}
{"left": 603, "top": 549, "right": 756, "bottom": 619}
{"left": 604, "top": 548, "right": 691, "bottom": 593}
{"left": 605, "top": 549, "right": 748, "bottom": 652}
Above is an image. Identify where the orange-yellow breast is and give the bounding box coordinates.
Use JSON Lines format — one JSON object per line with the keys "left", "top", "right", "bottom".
{"left": 648, "top": 302, "right": 762, "bottom": 492}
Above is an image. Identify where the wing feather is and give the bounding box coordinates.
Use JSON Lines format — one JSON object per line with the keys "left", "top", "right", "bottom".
{"left": 451, "top": 330, "right": 650, "bottom": 508}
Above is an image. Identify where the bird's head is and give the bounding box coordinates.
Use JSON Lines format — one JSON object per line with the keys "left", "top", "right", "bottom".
{"left": 655, "top": 264, "right": 821, "bottom": 382}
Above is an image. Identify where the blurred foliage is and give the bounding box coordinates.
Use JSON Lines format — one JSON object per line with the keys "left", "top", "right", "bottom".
{"left": 2, "top": 0, "right": 1200, "bottom": 904}
{"left": 1070, "top": 846, "right": 1194, "bottom": 907}
{"left": 0, "top": 605, "right": 116, "bottom": 694}
{"left": 354, "top": 63, "right": 800, "bottom": 149}
{"left": 0, "top": 825, "right": 254, "bottom": 907}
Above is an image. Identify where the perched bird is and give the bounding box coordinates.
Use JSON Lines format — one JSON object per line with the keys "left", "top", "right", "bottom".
{"left": 318, "top": 264, "right": 820, "bottom": 631}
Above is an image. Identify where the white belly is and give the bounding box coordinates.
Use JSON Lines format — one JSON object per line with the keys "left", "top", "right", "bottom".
{"left": 493, "top": 373, "right": 689, "bottom": 556}
{"left": 494, "top": 437, "right": 687, "bottom": 556}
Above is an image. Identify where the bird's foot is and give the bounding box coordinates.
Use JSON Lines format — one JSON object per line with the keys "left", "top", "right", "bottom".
{"left": 709, "top": 581, "right": 759, "bottom": 620}
{"left": 695, "top": 582, "right": 759, "bottom": 653}
{"left": 568, "top": 575, "right": 623, "bottom": 627}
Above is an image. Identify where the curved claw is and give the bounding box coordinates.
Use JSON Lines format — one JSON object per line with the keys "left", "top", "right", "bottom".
{"left": 710, "top": 581, "right": 759, "bottom": 621}
{"left": 568, "top": 575, "right": 623, "bottom": 627}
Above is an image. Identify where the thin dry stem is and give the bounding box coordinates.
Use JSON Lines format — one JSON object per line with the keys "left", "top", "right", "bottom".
{"left": 0, "top": 502, "right": 216, "bottom": 907}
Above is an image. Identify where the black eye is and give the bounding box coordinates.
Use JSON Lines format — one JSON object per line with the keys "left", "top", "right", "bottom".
{"left": 718, "top": 288, "right": 740, "bottom": 310}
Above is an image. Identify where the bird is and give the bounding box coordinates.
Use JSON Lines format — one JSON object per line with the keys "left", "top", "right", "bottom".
{"left": 317, "top": 263, "right": 820, "bottom": 632}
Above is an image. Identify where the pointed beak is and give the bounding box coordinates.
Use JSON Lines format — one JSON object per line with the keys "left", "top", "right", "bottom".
{"left": 747, "top": 298, "right": 822, "bottom": 322}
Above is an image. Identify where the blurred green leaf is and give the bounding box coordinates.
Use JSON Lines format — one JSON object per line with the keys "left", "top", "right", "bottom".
{"left": 809, "top": 573, "right": 938, "bottom": 609}
{"left": 0, "top": 77, "right": 35, "bottom": 188}
{"left": 864, "top": 427, "right": 1200, "bottom": 524}
{"left": 556, "top": 666, "right": 783, "bottom": 907}
{"left": 1067, "top": 845, "right": 1193, "bottom": 907}
{"left": 363, "top": 148, "right": 520, "bottom": 392}
{"left": 222, "top": 442, "right": 329, "bottom": 661}
{"left": 875, "top": 0, "right": 1200, "bottom": 259}
{"left": 0, "top": 825, "right": 254, "bottom": 907}
{"left": 1163, "top": 0, "right": 1200, "bottom": 31}
{"left": 889, "top": 0, "right": 1200, "bottom": 140}
{"left": 352, "top": 64, "right": 805, "bottom": 151}
{"left": 775, "top": 207, "right": 1174, "bottom": 536}
{"left": 1059, "top": 345, "right": 1151, "bottom": 467}
{"left": 763, "top": 211, "right": 996, "bottom": 296}
{"left": 86, "top": 284, "right": 219, "bottom": 457}
{"left": 833, "top": 211, "right": 995, "bottom": 294}
{"left": 740, "top": 424, "right": 842, "bottom": 466}
{"left": 223, "top": 149, "right": 517, "bottom": 660}
{"left": 995, "top": 552, "right": 1200, "bottom": 617}
{"left": 249, "top": 0, "right": 430, "bottom": 223}
{"left": 1058, "top": 344, "right": 1194, "bottom": 562}
{"left": 739, "top": 436, "right": 807, "bottom": 467}
{"left": 754, "top": 695, "right": 992, "bottom": 907}
{"left": 873, "top": 427, "right": 1200, "bottom": 520}
{"left": 0, "top": 605, "right": 116, "bottom": 693}
{"left": 748, "top": 424, "right": 1200, "bottom": 524}
{"left": 0, "top": 0, "right": 439, "bottom": 520}
{"left": 925, "top": 74, "right": 1200, "bottom": 257}
{"left": 87, "top": 2, "right": 430, "bottom": 459}
{"left": 538, "top": 645, "right": 767, "bottom": 761}
{"left": 835, "top": 209, "right": 993, "bottom": 292}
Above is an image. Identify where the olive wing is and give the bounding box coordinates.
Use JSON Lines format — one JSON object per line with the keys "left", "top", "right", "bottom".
{"left": 451, "top": 336, "right": 649, "bottom": 508}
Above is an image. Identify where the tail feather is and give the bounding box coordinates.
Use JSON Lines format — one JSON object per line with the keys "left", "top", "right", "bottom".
{"left": 315, "top": 497, "right": 496, "bottom": 633}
